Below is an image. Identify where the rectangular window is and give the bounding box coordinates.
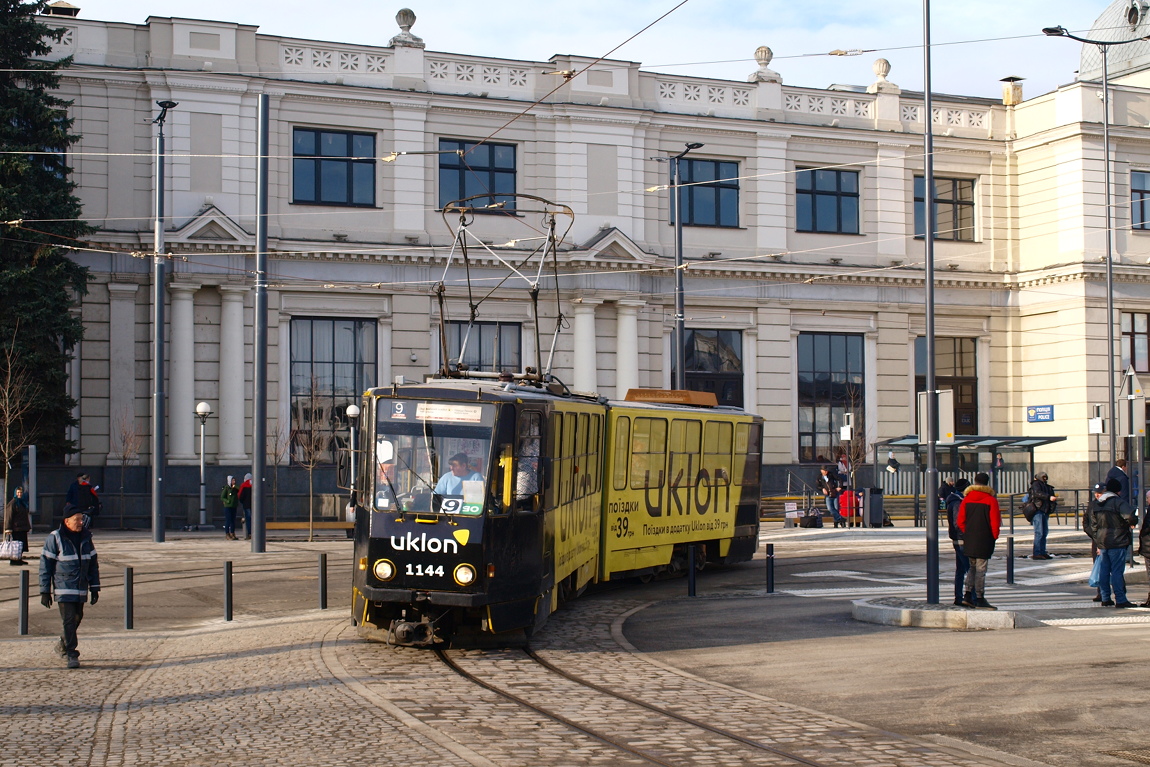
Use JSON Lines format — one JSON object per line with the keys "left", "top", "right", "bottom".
{"left": 735, "top": 422, "right": 762, "bottom": 487}
{"left": 702, "top": 420, "right": 733, "bottom": 486}
{"left": 630, "top": 417, "right": 667, "bottom": 490}
{"left": 671, "top": 158, "right": 739, "bottom": 227}
{"left": 914, "top": 177, "right": 975, "bottom": 241}
{"left": 612, "top": 416, "right": 630, "bottom": 491}
{"left": 914, "top": 336, "right": 978, "bottom": 437}
{"left": 1134, "top": 172, "right": 1150, "bottom": 230}
{"left": 290, "top": 318, "right": 377, "bottom": 463}
{"left": 669, "top": 419, "right": 702, "bottom": 489}
{"left": 292, "top": 128, "right": 375, "bottom": 207}
{"left": 682, "top": 328, "right": 743, "bottom": 408}
{"left": 445, "top": 321, "right": 521, "bottom": 373}
{"left": 797, "top": 332, "right": 864, "bottom": 463}
{"left": 439, "top": 138, "right": 517, "bottom": 211}
{"left": 1123, "top": 313, "right": 1150, "bottom": 373}
{"left": 796, "top": 168, "right": 859, "bottom": 234}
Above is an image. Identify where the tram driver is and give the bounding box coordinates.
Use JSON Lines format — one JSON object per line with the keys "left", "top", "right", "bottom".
{"left": 434, "top": 452, "right": 484, "bottom": 496}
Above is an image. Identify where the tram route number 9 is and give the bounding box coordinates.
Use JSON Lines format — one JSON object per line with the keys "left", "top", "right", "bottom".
{"left": 406, "top": 563, "right": 445, "bottom": 577}
{"left": 439, "top": 498, "right": 482, "bottom": 515}
{"left": 611, "top": 517, "right": 634, "bottom": 539}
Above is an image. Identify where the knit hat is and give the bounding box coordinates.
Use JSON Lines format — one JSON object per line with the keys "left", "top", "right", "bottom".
{"left": 1106, "top": 477, "right": 1123, "bottom": 494}
{"left": 954, "top": 478, "right": 970, "bottom": 493}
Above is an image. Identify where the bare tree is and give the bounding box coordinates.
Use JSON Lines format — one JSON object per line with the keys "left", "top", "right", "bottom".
{"left": 292, "top": 378, "right": 333, "bottom": 542}
{"left": 112, "top": 408, "right": 144, "bottom": 529}
{"left": 267, "top": 419, "right": 290, "bottom": 521}
{"left": 842, "top": 381, "right": 869, "bottom": 489}
{"left": 0, "top": 333, "right": 42, "bottom": 505}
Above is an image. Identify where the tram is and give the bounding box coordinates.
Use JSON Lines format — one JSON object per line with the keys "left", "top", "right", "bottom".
{"left": 349, "top": 379, "right": 763, "bottom": 646}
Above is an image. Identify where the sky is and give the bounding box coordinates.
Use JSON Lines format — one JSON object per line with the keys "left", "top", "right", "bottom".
{"left": 63, "top": 0, "right": 1111, "bottom": 100}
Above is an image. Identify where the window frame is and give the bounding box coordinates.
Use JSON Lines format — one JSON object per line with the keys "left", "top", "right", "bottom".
{"left": 445, "top": 320, "right": 522, "bottom": 373}
{"left": 438, "top": 138, "right": 518, "bottom": 212}
{"left": 914, "top": 176, "right": 976, "bottom": 241}
{"left": 291, "top": 128, "right": 376, "bottom": 208}
{"left": 670, "top": 158, "right": 740, "bottom": 228}
{"left": 795, "top": 167, "right": 860, "bottom": 234}
{"left": 1133, "top": 171, "right": 1150, "bottom": 231}
{"left": 796, "top": 332, "right": 865, "bottom": 464}
{"left": 1122, "top": 312, "right": 1150, "bottom": 373}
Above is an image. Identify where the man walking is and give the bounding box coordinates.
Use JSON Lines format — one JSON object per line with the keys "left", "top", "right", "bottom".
{"left": 1084, "top": 479, "right": 1137, "bottom": 608}
{"left": 956, "top": 472, "right": 1001, "bottom": 610}
{"left": 816, "top": 465, "right": 843, "bottom": 528}
{"left": 39, "top": 508, "right": 101, "bottom": 668}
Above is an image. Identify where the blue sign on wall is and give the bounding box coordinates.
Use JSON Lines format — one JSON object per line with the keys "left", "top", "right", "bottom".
{"left": 1026, "top": 405, "right": 1054, "bottom": 423}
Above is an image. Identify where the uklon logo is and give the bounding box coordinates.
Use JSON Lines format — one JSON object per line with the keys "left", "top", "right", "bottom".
{"left": 389, "top": 531, "right": 460, "bottom": 554}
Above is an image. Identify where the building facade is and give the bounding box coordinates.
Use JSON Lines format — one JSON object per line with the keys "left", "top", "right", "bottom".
{"left": 36, "top": 1, "right": 1150, "bottom": 495}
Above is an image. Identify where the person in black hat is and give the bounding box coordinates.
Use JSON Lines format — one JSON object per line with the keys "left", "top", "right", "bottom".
{"left": 1028, "top": 471, "right": 1057, "bottom": 560}
{"left": 945, "top": 478, "right": 971, "bottom": 607}
{"left": 39, "top": 507, "right": 101, "bottom": 668}
{"left": 1084, "top": 479, "right": 1137, "bottom": 608}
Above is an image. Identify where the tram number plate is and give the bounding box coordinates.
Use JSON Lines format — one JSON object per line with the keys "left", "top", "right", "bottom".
{"left": 440, "top": 498, "right": 482, "bottom": 515}
{"left": 406, "top": 564, "right": 445, "bottom": 577}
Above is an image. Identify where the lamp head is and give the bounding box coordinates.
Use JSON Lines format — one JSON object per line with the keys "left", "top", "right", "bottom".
{"left": 346, "top": 404, "right": 361, "bottom": 420}
{"left": 685, "top": 142, "right": 705, "bottom": 150}
{"left": 1042, "top": 26, "right": 1067, "bottom": 37}
{"left": 157, "top": 100, "right": 178, "bottom": 109}
{"left": 195, "top": 401, "right": 212, "bottom": 418}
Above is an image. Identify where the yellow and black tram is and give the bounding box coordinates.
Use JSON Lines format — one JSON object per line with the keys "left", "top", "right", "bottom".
{"left": 349, "top": 378, "right": 763, "bottom": 646}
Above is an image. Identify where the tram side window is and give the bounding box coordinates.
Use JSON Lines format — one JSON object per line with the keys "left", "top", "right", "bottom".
{"left": 612, "top": 417, "right": 630, "bottom": 491}
{"left": 547, "top": 413, "right": 563, "bottom": 509}
{"left": 561, "top": 412, "right": 577, "bottom": 504}
{"left": 575, "top": 413, "right": 590, "bottom": 499}
{"left": 703, "top": 421, "right": 733, "bottom": 486}
{"left": 516, "top": 412, "right": 542, "bottom": 500}
{"left": 586, "top": 414, "right": 601, "bottom": 492}
{"left": 630, "top": 417, "right": 667, "bottom": 490}
{"left": 669, "top": 419, "right": 702, "bottom": 488}
{"left": 735, "top": 422, "right": 763, "bottom": 487}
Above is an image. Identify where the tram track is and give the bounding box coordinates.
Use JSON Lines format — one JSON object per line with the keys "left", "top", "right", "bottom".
{"left": 435, "top": 646, "right": 838, "bottom": 767}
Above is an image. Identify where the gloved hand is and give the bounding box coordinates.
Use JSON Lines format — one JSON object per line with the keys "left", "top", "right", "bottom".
{"left": 40, "top": 593, "right": 52, "bottom": 609}
{"left": 89, "top": 590, "right": 99, "bottom": 605}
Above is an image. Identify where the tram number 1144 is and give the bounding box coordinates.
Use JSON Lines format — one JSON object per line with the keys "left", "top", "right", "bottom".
{"left": 406, "top": 564, "right": 445, "bottom": 577}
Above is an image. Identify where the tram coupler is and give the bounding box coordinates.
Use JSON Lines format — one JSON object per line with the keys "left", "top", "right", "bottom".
{"left": 389, "top": 619, "right": 439, "bottom": 647}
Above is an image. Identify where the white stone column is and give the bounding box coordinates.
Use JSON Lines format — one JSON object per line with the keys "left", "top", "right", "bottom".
{"left": 377, "top": 317, "right": 392, "bottom": 386}
{"left": 572, "top": 299, "right": 601, "bottom": 393}
{"left": 615, "top": 301, "right": 642, "bottom": 397}
{"left": 218, "top": 285, "right": 248, "bottom": 462}
{"left": 167, "top": 282, "right": 200, "bottom": 462}
{"left": 107, "top": 283, "right": 139, "bottom": 461}
{"left": 742, "top": 326, "right": 759, "bottom": 413}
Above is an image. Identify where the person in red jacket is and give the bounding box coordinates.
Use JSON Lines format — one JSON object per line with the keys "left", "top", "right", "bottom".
{"left": 955, "top": 471, "right": 1001, "bottom": 610}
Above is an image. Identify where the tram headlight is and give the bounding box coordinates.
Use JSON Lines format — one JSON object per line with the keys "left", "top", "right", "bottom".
{"left": 453, "top": 563, "right": 477, "bottom": 586}
{"left": 372, "top": 559, "right": 396, "bottom": 581}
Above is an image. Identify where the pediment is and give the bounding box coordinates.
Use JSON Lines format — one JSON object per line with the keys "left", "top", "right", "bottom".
{"left": 572, "top": 227, "right": 658, "bottom": 264}
{"left": 170, "top": 205, "right": 250, "bottom": 244}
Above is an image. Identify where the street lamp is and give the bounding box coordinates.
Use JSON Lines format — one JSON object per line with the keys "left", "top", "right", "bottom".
{"left": 151, "top": 99, "right": 177, "bottom": 543}
{"left": 1043, "top": 24, "right": 1149, "bottom": 464}
{"left": 346, "top": 404, "right": 361, "bottom": 494}
{"left": 195, "top": 402, "right": 212, "bottom": 526}
{"left": 669, "top": 142, "right": 703, "bottom": 389}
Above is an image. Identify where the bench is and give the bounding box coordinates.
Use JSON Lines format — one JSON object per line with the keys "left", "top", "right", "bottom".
{"left": 265, "top": 521, "right": 353, "bottom": 530}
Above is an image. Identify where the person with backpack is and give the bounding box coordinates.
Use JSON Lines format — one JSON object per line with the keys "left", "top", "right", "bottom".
{"left": 1027, "top": 471, "right": 1057, "bottom": 560}
{"left": 945, "top": 478, "right": 971, "bottom": 607}
{"left": 1084, "top": 479, "right": 1137, "bottom": 608}
{"left": 220, "top": 476, "right": 239, "bottom": 540}
{"left": 956, "top": 472, "right": 1001, "bottom": 610}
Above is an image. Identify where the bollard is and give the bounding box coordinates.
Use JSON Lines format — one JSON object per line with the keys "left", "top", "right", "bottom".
{"left": 766, "top": 543, "right": 775, "bottom": 594}
{"left": 318, "top": 552, "right": 328, "bottom": 610}
{"left": 124, "top": 567, "right": 134, "bottom": 630}
{"left": 1006, "top": 535, "right": 1014, "bottom": 585}
{"left": 224, "top": 560, "right": 233, "bottom": 621}
{"left": 18, "top": 569, "right": 29, "bottom": 636}
{"left": 687, "top": 544, "right": 697, "bottom": 597}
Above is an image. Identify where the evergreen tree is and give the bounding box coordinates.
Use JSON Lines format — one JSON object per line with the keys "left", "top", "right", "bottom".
{"left": 0, "top": 0, "right": 90, "bottom": 464}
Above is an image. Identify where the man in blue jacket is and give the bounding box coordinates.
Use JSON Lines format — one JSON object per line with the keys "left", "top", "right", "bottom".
{"left": 39, "top": 508, "right": 101, "bottom": 668}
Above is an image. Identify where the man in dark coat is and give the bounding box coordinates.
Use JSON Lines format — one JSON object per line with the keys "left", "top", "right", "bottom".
{"left": 816, "top": 466, "right": 843, "bottom": 527}
{"left": 3, "top": 487, "right": 31, "bottom": 566}
{"left": 39, "top": 508, "right": 101, "bottom": 668}
{"left": 1106, "top": 459, "right": 1131, "bottom": 504}
{"left": 956, "top": 472, "right": 1001, "bottom": 610}
{"left": 945, "top": 478, "right": 971, "bottom": 607}
{"left": 1084, "top": 479, "right": 1137, "bottom": 608}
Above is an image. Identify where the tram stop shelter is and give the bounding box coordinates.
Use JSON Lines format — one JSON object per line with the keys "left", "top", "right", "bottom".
{"left": 872, "top": 435, "right": 1067, "bottom": 524}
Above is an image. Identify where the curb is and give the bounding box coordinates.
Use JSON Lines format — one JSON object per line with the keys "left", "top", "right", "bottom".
{"left": 851, "top": 597, "right": 1044, "bottom": 630}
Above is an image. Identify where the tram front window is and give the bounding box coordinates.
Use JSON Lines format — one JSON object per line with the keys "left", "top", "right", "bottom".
{"left": 373, "top": 400, "right": 494, "bottom": 515}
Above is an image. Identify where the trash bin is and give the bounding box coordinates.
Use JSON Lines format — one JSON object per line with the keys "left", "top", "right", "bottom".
{"left": 864, "top": 487, "right": 884, "bottom": 527}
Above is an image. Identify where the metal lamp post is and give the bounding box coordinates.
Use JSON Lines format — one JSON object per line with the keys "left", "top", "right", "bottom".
{"left": 1043, "top": 24, "right": 1149, "bottom": 464}
{"left": 195, "top": 402, "right": 212, "bottom": 526}
{"left": 151, "top": 99, "right": 177, "bottom": 543}
{"left": 346, "top": 404, "right": 360, "bottom": 493}
{"left": 670, "top": 142, "right": 703, "bottom": 390}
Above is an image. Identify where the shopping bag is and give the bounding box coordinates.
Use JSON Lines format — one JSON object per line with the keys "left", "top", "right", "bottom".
{"left": 1088, "top": 555, "right": 1104, "bottom": 588}
{"left": 0, "top": 534, "right": 24, "bottom": 561}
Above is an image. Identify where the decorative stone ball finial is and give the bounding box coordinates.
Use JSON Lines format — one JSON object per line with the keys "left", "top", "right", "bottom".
{"left": 748, "top": 45, "right": 782, "bottom": 84}
{"left": 873, "top": 58, "right": 891, "bottom": 82}
{"left": 390, "top": 8, "right": 425, "bottom": 48}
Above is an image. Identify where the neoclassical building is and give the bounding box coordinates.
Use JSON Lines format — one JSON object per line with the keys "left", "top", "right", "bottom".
{"left": 35, "top": 0, "right": 1150, "bottom": 499}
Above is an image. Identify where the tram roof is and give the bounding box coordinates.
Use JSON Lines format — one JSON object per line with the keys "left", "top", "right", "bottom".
{"left": 875, "top": 435, "right": 1067, "bottom": 453}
